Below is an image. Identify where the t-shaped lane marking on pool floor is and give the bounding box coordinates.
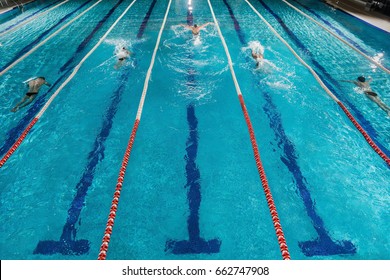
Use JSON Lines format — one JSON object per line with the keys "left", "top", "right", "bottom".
{"left": 165, "top": 4, "right": 221, "bottom": 255}
{"left": 32, "top": 0, "right": 142, "bottom": 256}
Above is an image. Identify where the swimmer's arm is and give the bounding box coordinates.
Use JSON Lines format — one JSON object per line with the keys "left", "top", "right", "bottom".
{"left": 200, "top": 22, "right": 213, "bottom": 29}
{"left": 44, "top": 81, "right": 51, "bottom": 87}
{"left": 339, "top": 79, "right": 361, "bottom": 88}
{"left": 352, "top": 81, "right": 360, "bottom": 86}
{"left": 180, "top": 24, "right": 191, "bottom": 29}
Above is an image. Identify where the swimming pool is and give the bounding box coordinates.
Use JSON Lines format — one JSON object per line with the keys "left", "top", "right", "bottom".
{"left": 0, "top": 0, "right": 389, "bottom": 260}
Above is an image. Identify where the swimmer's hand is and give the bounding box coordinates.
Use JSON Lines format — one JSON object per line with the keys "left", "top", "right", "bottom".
{"left": 11, "top": 106, "right": 19, "bottom": 112}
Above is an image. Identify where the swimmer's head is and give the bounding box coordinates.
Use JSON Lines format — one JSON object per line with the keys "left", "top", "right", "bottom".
{"left": 358, "top": 76, "right": 365, "bottom": 82}
{"left": 38, "top": 77, "right": 45, "bottom": 80}
{"left": 194, "top": 24, "right": 198, "bottom": 28}
{"left": 122, "top": 47, "right": 126, "bottom": 50}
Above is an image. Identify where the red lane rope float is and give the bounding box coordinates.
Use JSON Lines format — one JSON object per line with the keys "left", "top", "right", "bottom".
{"left": 338, "top": 102, "right": 390, "bottom": 166}
{"left": 238, "top": 95, "right": 291, "bottom": 260}
{"left": 98, "top": 119, "right": 139, "bottom": 260}
{"left": 207, "top": 0, "right": 290, "bottom": 260}
{"left": 0, "top": 117, "right": 39, "bottom": 168}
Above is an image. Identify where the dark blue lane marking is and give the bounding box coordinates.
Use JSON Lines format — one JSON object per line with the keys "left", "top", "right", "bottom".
{"left": 165, "top": 104, "right": 221, "bottom": 254}
{"left": 137, "top": 0, "right": 157, "bottom": 38}
{"left": 0, "top": 0, "right": 63, "bottom": 34}
{"left": 0, "top": 0, "right": 94, "bottom": 72}
{"left": 224, "top": 0, "right": 355, "bottom": 256}
{"left": 0, "top": 0, "right": 125, "bottom": 159}
{"left": 223, "top": 0, "right": 246, "bottom": 45}
{"left": 33, "top": 71, "right": 128, "bottom": 256}
{"left": 33, "top": 0, "right": 156, "bottom": 256}
{"left": 262, "top": 91, "right": 356, "bottom": 257}
{"left": 165, "top": 10, "right": 221, "bottom": 255}
{"left": 256, "top": 0, "right": 390, "bottom": 159}
{"left": 60, "top": 0, "right": 126, "bottom": 72}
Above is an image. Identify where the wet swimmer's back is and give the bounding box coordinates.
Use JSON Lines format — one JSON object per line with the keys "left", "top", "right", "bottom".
{"left": 180, "top": 22, "right": 213, "bottom": 36}
{"left": 114, "top": 47, "right": 132, "bottom": 69}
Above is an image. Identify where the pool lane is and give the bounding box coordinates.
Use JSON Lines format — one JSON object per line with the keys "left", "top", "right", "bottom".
{"left": 223, "top": 0, "right": 356, "bottom": 258}
{"left": 0, "top": 0, "right": 96, "bottom": 67}
{"left": 34, "top": 0, "right": 154, "bottom": 257}
{"left": 165, "top": 4, "right": 221, "bottom": 256}
{"left": 97, "top": 0, "right": 173, "bottom": 260}
{"left": 251, "top": 0, "right": 390, "bottom": 160}
{"left": 0, "top": 0, "right": 128, "bottom": 165}
{"left": 0, "top": 0, "right": 66, "bottom": 35}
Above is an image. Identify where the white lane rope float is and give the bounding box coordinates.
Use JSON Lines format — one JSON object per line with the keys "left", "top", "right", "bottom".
{"left": 282, "top": 0, "right": 390, "bottom": 74}
{"left": 0, "top": 0, "right": 103, "bottom": 77}
{"left": 0, "top": 0, "right": 70, "bottom": 37}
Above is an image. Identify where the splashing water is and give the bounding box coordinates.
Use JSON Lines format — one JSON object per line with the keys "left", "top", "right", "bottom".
{"left": 105, "top": 38, "right": 132, "bottom": 48}
{"left": 242, "top": 40, "right": 265, "bottom": 55}
{"left": 193, "top": 35, "right": 202, "bottom": 46}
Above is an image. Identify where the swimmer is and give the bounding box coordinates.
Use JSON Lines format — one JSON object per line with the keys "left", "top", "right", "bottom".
{"left": 342, "top": 76, "right": 390, "bottom": 116}
{"left": 180, "top": 22, "right": 213, "bottom": 36}
{"left": 11, "top": 77, "right": 51, "bottom": 112}
{"left": 114, "top": 47, "right": 131, "bottom": 69}
{"left": 251, "top": 49, "right": 264, "bottom": 68}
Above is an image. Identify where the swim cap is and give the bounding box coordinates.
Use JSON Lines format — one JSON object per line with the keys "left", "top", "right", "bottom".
{"left": 38, "top": 77, "right": 45, "bottom": 80}
{"left": 357, "top": 76, "right": 365, "bottom": 82}
{"left": 194, "top": 24, "right": 198, "bottom": 28}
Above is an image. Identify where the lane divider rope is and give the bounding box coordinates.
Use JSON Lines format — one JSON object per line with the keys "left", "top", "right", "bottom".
{"left": 0, "top": 0, "right": 138, "bottom": 168}
{"left": 338, "top": 101, "right": 390, "bottom": 165}
{"left": 0, "top": 118, "right": 38, "bottom": 167}
{"left": 245, "top": 0, "right": 390, "bottom": 166}
{"left": 98, "top": 0, "right": 173, "bottom": 260}
{"left": 0, "top": 0, "right": 102, "bottom": 77}
{"left": 208, "top": 0, "right": 290, "bottom": 260}
{"left": 0, "top": 0, "right": 70, "bottom": 37}
{"left": 282, "top": 0, "right": 390, "bottom": 74}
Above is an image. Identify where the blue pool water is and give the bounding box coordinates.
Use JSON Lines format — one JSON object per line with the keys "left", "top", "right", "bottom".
{"left": 0, "top": 0, "right": 389, "bottom": 260}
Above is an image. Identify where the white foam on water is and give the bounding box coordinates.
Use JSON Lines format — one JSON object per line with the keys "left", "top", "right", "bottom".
{"left": 241, "top": 40, "right": 264, "bottom": 55}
